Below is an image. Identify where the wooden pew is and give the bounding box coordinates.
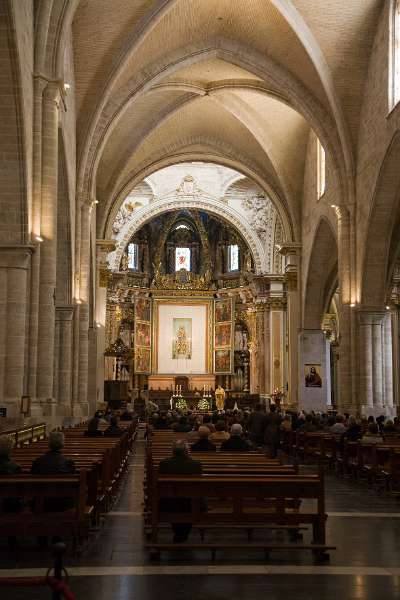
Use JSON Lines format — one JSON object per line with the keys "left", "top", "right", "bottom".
{"left": 147, "top": 471, "right": 334, "bottom": 560}
{"left": 0, "top": 471, "right": 89, "bottom": 548}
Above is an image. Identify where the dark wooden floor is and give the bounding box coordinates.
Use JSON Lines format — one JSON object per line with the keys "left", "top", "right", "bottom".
{"left": 2, "top": 430, "right": 400, "bottom": 599}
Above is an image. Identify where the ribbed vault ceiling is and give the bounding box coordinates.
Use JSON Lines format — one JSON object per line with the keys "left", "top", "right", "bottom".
{"left": 71, "top": 0, "right": 384, "bottom": 238}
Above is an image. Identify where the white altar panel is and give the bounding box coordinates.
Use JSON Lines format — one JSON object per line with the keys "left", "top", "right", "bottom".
{"left": 156, "top": 304, "right": 207, "bottom": 374}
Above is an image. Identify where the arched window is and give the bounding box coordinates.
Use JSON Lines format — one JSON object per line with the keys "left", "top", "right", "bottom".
{"left": 227, "top": 244, "right": 239, "bottom": 272}
{"left": 390, "top": 0, "right": 400, "bottom": 109}
{"left": 127, "top": 243, "right": 138, "bottom": 270}
{"left": 317, "top": 139, "right": 326, "bottom": 199}
{"left": 175, "top": 247, "right": 191, "bottom": 271}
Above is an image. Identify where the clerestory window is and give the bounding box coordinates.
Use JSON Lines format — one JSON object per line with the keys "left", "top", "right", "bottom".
{"left": 317, "top": 139, "right": 326, "bottom": 199}
{"left": 390, "top": 0, "right": 400, "bottom": 109}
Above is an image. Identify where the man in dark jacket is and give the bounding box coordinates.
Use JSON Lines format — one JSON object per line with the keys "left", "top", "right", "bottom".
{"left": 191, "top": 426, "right": 216, "bottom": 452}
{"left": 248, "top": 404, "right": 267, "bottom": 447}
{"left": 0, "top": 437, "right": 21, "bottom": 475}
{"left": 31, "top": 432, "right": 75, "bottom": 515}
{"left": 220, "top": 424, "right": 251, "bottom": 451}
{"left": 31, "top": 432, "right": 75, "bottom": 474}
{"left": 104, "top": 416, "right": 124, "bottom": 437}
{"left": 264, "top": 405, "right": 282, "bottom": 458}
{"left": 84, "top": 417, "right": 104, "bottom": 437}
{"left": 159, "top": 439, "right": 202, "bottom": 542}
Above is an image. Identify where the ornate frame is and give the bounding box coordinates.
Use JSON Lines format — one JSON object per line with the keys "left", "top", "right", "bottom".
{"left": 152, "top": 297, "right": 213, "bottom": 374}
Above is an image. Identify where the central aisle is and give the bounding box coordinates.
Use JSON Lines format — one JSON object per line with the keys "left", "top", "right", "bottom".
{"left": 2, "top": 427, "right": 400, "bottom": 599}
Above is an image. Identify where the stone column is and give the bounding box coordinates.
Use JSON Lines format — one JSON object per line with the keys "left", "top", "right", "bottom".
{"left": 28, "top": 76, "right": 47, "bottom": 410}
{"left": 255, "top": 303, "right": 267, "bottom": 396}
{"left": 55, "top": 306, "right": 74, "bottom": 415}
{"left": 358, "top": 310, "right": 390, "bottom": 416}
{"left": 0, "top": 246, "right": 33, "bottom": 424}
{"left": 371, "top": 316, "right": 384, "bottom": 408}
{"left": 358, "top": 311, "right": 374, "bottom": 410}
{"left": 36, "top": 82, "right": 60, "bottom": 404}
{"left": 336, "top": 207, "right": 354, "bottom": 411}
{"left": 270, "top": 299, "right": 285, "bottom": 395}
{"left": 95, "top": 240, "right": 115, "bottom": 408}
{"left": 391, "top": 307, "right": 400, "bottom": 414}
{"left": 279, "top": 243, "right": 301, "bottom": 409}
{"left": 383, "top": 312, "right": 394, "bottom": 412}
{"left": 74, "top": 203, "right": 90, "bottom": 417}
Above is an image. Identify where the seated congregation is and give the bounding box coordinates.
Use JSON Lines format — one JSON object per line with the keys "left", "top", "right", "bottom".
{"left": 1, "top": 403, "right": 398, "bottom": 562}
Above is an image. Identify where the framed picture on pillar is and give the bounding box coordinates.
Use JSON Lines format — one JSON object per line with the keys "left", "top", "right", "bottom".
{"left": 20, "top": 395, "right": 31, "bottom": 415}
{"left": 304, "top": 364, "right": 322, "bottom": 387}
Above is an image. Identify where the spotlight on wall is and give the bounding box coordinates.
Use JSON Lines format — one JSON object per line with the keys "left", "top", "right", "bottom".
{"left": 96, "top": 322, "right": 101, "bottom": 328}
{"left": 35, "top": 235, "right": 44, "bottom": 242}
{"left": 63, "top": 83, "right": 71, "bottom": 92}
{"left": 331, "top": 204, "right": 337, "bottom": 209}
{"left": 350, "top": 302, "right": 356, "bottom": 308}
{"left": 94, "top": 199, "right": 99, "bottom": 204}
{"left": 386, "top": 305, "right": 390, "bottom": 310}
{"left": 76, "top": 299, "right": 82, "bottom": 305}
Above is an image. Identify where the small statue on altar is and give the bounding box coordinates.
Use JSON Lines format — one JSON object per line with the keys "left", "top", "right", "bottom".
{"left": 215, "top": 385, "right": 226, "bottom": 411}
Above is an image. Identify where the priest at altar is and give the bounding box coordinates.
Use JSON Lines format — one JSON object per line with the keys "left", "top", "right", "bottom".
{"left": 215, "top": 385, "right": 226, "bottom": 411}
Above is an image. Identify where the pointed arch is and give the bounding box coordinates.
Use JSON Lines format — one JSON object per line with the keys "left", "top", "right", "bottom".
{"left": 303, "top": 218, "right": 338, "bottom": 329}
{"left": 361, "top": 131, "right": 400, "bottom": 307}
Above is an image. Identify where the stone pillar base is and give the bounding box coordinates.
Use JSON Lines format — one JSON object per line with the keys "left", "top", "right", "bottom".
{"left": 71, "top": 403, "right": 89, "bottom": 418}
{"left": 56, "top": 404, "right": 72, "bottom": 417}
{"left": 360, "top": 405, "right": 397, "bottom": 418}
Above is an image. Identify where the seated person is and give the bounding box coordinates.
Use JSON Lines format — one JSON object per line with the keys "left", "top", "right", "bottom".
{"left": 383, "top": 419, "right": 396, "bottom": 433}
{"left": 343, "top": 416, "right": 362, "bottom": 441}
{"left": 31, "top": 432, "right": 75, "bottom": 514}
{"left": 172, "top": 415, "right": 191, "bottom": 433}
{"left": 104, "top": 416, "right": 124, "bottom": 437}
{"left": 0, "top": 437, "right": 23, "bottom": 542}
{"left": 153, "top": 412, "right": 170, "bottom": 430}
{"left": 191, "top": 426, "right": 216, "bottom": 452}
{"left": 120, "top": 408, "right": 134, "bottom": 421}
{"left": 209, "top": 420, "right": 230, "bottom": 443}
{"left": 299, "top": 414, "right": 318, "bottom": 432}
{"left": 31, "top": 432, "right": 75, "bottom": 474}
{"left": 0, "top": 436, "right": 21, "bottom": 474}
{"left": 202, "top": 415, "right": 216, "bottom": 434}
{"left": 84, "top": 417, "right": 104, "bottom": 437}
{"left": 361, "top": 422, "right": 383, "bottom": 444}
{"left": 330, "top": 415, "right": 347, "bottom": 434}
{"left": 220, "top": 424, "right": 251, "bottom": 451}
{"left": 159, "top": 440, "right": 202, "bottom": 543}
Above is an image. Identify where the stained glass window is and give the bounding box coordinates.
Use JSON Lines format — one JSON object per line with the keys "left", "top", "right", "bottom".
{"left": 317, "top": 139, "right": 326, "bottom": 199}
{"left": 228, "top": 244, "right": 239, "bottom": 272}
{"left": 390, "top": 1, "right": 400, "bottom": 109}
{"left": 175, "top": 247, "right": 191, "bottom": 271}
{"left": 128, "top": 243, "right": 138, "bottom": 269}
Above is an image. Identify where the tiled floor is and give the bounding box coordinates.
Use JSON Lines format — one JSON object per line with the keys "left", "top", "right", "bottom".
{"left": 2, "top": 430, "right": 400, "bottom": 599}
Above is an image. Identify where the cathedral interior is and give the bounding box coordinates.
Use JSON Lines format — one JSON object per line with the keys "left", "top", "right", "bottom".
{"left": 1, "top": 1, "right": 400, "bottom": 598}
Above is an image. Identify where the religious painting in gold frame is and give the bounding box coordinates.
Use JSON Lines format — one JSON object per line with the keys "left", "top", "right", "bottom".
{"left": 136, "top": 322, "right": 151, "bottom": 348}
{"left": 213, "top": 297, "right": 234, "bottom": 374}
{"left": 152, "top": 297, "right": 213, "bottom": 374}
{"left": 214, "top": 349, "right": 232, "bottom": 373}
{"left": 135, "top": 347, "right": 151, "bottom": 374}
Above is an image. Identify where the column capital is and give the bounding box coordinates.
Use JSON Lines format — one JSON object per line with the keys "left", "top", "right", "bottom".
{"left": 277, "top": 242, "right": 302, "bottom": 257}
{"left": 0, "top": 245, "right": 34, "bottom": 269}
{"left": 42, "top": 81, "right": 61, "bottom": 106}
{"left": 55, "top": 305, "right": 74, "bottom": 321}
{"left": 358, "top": 309, "right": 387, "bottom": 325}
